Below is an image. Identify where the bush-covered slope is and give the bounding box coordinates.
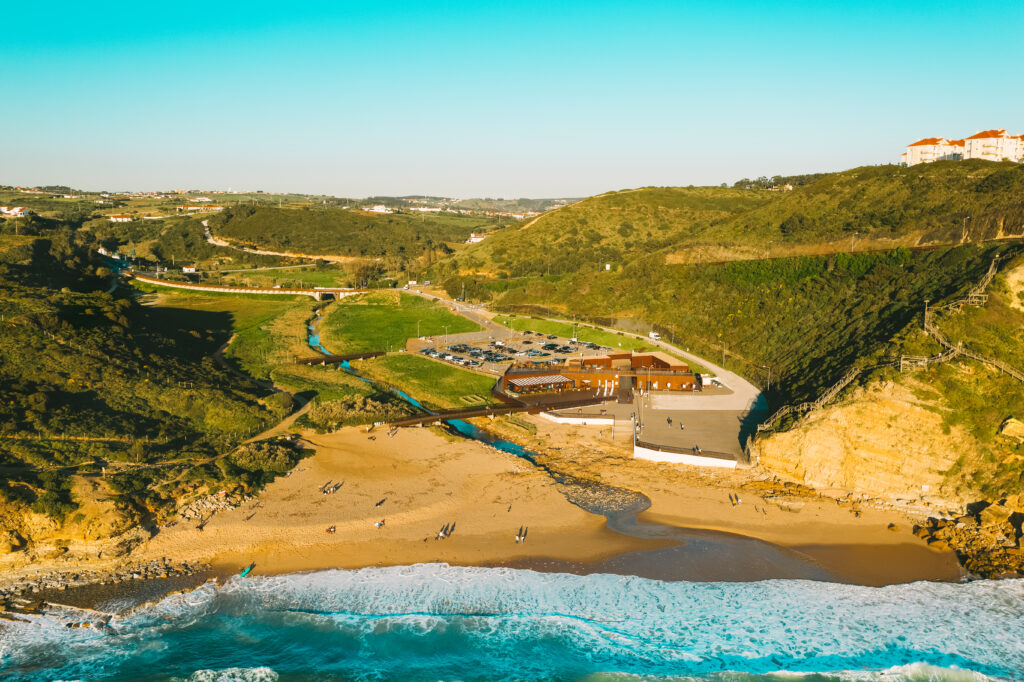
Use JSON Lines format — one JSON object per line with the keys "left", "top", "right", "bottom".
{"left": 756, "top": 253, "right": 1024, "bottom": 507}
{"left": 460, "top": 186, "right": 772, "bottom": 276}
{"left": 0, "top": 234, "right": 285, "bottom": 523}
{"left": 211, "top": 206, "right": 496, "bottom": 259}
{"left": 489, "top": 243, "right": 1022, "bottom": 407}
{"left": 455, "top": 161, "right": 1024, "bottom": 276}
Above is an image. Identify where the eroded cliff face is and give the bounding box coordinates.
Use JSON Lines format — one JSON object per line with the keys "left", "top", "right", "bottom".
{"left": 753, "top": 381, "right": 973, "bottom": 510}
{"left": 0, "top": 476, "right": 144, "bottom": 571}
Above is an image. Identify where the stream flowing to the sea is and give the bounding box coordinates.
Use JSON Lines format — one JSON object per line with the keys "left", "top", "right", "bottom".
{"left": 308, "top": 318, "right": 840, "bottom": 583}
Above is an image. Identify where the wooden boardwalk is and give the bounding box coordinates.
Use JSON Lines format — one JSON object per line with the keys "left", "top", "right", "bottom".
{"left": 388, "top": 396, "right": 605, "bottom": 427}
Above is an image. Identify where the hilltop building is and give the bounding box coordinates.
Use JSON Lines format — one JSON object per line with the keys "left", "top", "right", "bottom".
{"left": 963, "top": 130, "right": 1024, "bottom": 162}
{"left": 466, "top": 233, "right": 487, "bottom": 243}
{"left": 108, "top": 215, "right": 134, "bottom": 223}
{"left": 902, "top": 129, "right": 1022, "bottom": 165}
{"left": 0, "top": 206, "right": 29, "bottom": 217}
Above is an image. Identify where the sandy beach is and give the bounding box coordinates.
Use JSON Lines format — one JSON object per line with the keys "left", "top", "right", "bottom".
{"left": 132, "top": 421, "right": 960, "bottom": 587}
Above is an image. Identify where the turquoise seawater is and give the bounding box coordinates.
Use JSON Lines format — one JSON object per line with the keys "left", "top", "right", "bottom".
{"left": 2, "top": 565, "right": 1022, "bottom": 681}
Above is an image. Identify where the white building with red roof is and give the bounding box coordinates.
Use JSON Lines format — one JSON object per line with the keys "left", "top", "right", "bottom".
{"left": 963, "top": 129, "right": 1022, "bottom": 162}
{"left": 902, "top": 130, "right": 1022, "bottom": 165}
{"left": 901, "top": 137, "right": 964, "bottom": 166}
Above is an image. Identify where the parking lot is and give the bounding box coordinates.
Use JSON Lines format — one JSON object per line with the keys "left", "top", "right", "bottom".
{"left": 416, "top": 331, "right": 616, "bottom": 375}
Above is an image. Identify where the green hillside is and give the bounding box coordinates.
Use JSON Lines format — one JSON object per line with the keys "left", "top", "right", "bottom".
{"left": 454, "top": 161, "right": 1024, "bottom": 277}
{"left": 490, "top": 244, "right": 1021, "bottom": 407}
{"left": 883, "top": 256, "right": 1024, "bottom": 499}
{"left": 0, "top": 234, "right": 296, "bottom": 523}
{"left": 458, "top": 186, "right": 772, "bottom": 276}
{"left": 211, "top": 205, "right": 498, "bottom": 260}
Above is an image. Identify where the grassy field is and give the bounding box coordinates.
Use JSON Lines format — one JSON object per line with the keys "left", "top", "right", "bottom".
{"left": 492, "top": 315, "right": 706, "bottom": 372}
{"left": 135, "top": 288, "right": 379, "bottom": 405}
{"left": 138, "top": 290, "right": 315, "bottom": 380}
{"left": 271, "top": 364, "right": 377, "bottom": 402}
{"left": 320, "top": 291, "right": 480, "bottom": 353}
{"left": 353, "top": 354, "right": 497, "bottom": 410}
{"left": 220, "top": 266, "right": 352, "bottom": 289}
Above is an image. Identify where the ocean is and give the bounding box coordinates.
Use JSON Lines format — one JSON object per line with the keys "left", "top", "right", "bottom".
{"left": 1, "top": 565, "right": 1022, "bottom": 681}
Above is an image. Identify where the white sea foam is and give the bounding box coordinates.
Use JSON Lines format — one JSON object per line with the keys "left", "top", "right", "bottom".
{"left": 178, "top": 668, "right": 279, "bottom": 682}
{"left": 2, "top": 565, "right": 1022, "bottom": 681}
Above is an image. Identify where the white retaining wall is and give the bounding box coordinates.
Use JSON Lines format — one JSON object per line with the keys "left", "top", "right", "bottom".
{"left": 633, "top": 442, "right": 737, "bottom": 469}
{"left": 539, "top": 413, "right": 615, "bottom": 426}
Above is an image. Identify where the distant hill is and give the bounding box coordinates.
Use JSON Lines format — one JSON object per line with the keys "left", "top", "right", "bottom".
{"left": 458, "top": 186, "right": 772, "bottom": 276}
{"left": 211, "top": 205, "right": 497, "bottom": 259}
{"left": 455, "top": 161, "right": 1024, "bottom": 276}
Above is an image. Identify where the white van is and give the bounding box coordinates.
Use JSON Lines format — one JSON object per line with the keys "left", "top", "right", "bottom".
{"left": 648, "top": 331, "right": 661, "bottom": 341}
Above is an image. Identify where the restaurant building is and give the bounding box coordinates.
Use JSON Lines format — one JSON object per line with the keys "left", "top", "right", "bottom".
{"left": 498, "top": 351, "right": 698, "bottom": 399}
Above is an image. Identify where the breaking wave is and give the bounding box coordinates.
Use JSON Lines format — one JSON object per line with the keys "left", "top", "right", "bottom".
{"left": 1, "top": 565, "right": 1022, "bottom": 681}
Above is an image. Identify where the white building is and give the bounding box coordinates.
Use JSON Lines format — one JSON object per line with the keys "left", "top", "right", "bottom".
{"left": 182, "top": 266, "right": 197, "bottom": 274}
{"left": 0, "top": 206, "right": 29, "bottom": 217}
{"left": 109, "top": 215, "right": 133, "bottom": 223}
{"left": 368, "top": 205, "right": 393, "bottom": 214}
{"left": 466, "top": 233, "right": 487, "bottom": 244}
{"left": 963, "top": 129, "right": 1023, "bottom": 162}
{"left": 903, "top": 129, "right": 1023, "bottom": 165}
{"left": 901, "top": 137, "right": 964, "bottom": 166}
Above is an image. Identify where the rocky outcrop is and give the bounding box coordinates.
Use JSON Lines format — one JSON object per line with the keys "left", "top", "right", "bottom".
{"left": 753, "top": 382, "right": 969, "bottom": 509}
{"left": 0, "top": 531, "right": 26, "bottom": 554}
{"left": 1000, "top": 417, "right": 1024, "bottom": 441}
{"left": 914, "top": 497, "right": 1024, "bottom": 578}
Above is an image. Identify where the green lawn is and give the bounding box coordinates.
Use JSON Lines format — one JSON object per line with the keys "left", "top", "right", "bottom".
{"left": 321, "top": 291, "right": 480, "bottom": 353}
{"left": 136, "top": 288, "right": 313, "bottom": 381}
{"left": 492, "top": 315, "right": 706, "bottom": 372}
{"left": 221, "top": 266, "right": 351, "bottom": 289}
{"left": 353, "top": 354, "right": 497, "bottom": 410}
{"left": 271, "top": 365, "right": 376, "bottom": 402}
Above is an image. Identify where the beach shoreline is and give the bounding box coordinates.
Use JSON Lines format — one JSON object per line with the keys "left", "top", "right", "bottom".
{"left": 0, "top": 421, "right": 964, "bottom": 616}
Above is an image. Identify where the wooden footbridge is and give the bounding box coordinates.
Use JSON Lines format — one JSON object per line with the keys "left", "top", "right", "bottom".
{"left": 387, "top": 395, "right": 605, "bottom": 427}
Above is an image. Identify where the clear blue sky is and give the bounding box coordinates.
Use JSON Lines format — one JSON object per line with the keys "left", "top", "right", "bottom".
{"left": 3, "top": 1, "right": 1022, "bottom": 197}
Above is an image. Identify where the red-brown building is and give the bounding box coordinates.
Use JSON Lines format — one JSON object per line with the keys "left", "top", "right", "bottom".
{"left": 499, "top": 351, "right": 697, "bottom": 398}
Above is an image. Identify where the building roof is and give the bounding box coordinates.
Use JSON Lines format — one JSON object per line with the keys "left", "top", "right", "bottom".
{"left": 965, "top": 129, "right": 1008, "bottom": 140}
{"left": 645, "top": 351, "right": 687, "bottom": 368}
{"left": 508, "top": 374, "right": 572, "bottom": 388}
{"left": 948, "top": 139, "right": 965, "bottom": 147}
{"left": 907, "top": 137, "right": 945, "bottom": 147}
